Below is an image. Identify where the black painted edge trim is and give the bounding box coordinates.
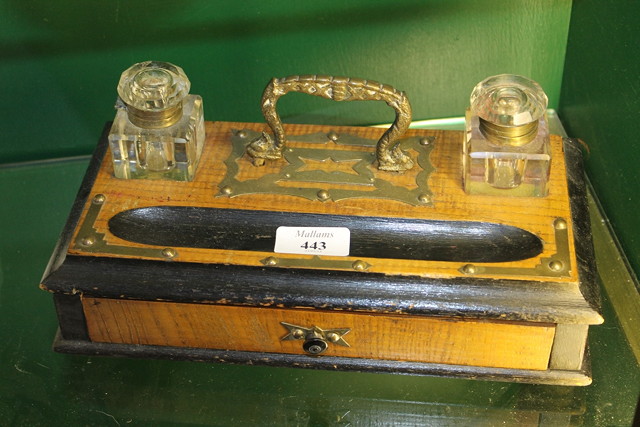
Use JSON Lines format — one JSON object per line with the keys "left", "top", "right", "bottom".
{"left": 53, "top": 331, "right": 592, "bottom": 386}
{"left": 43, "top": 254, "right": 603, "bottom": 323}
{"left": 40, "top": 122, "right": 112, "bottom": 283}
{"left": 564, "top": 138, "right": 603, "bottom": 320}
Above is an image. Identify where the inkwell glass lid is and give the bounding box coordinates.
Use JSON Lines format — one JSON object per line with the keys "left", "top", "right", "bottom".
{"left": 117, "top": 61, "right": 190, "bottom": 112}
{"left": 470, "top": 74, "right": 548, "bottom": 127}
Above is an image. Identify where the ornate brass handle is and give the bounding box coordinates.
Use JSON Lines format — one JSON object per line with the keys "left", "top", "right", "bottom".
{"left": 247, "top": 75, "right": 414, "bottom": 171}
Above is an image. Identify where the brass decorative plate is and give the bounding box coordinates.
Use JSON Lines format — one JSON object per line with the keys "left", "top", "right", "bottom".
{"left": 217, "top": 129, "right": 435, "bottom": 206}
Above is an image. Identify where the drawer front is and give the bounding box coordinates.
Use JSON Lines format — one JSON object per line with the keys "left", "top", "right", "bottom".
{"left": 82, "top": 297, "right": 555, "bottom": 370}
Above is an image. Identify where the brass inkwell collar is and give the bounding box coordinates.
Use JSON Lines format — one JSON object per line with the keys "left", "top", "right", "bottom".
{"left": 470, "top": 74, "right": 548, "bottom": 146}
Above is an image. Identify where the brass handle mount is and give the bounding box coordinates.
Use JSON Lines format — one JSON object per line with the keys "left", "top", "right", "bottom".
{"left": 247, "top": 75, "right": 414, "bottom": 171}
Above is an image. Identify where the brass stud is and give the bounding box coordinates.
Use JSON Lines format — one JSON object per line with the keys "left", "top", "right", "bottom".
{"left": 462, "top": 264, "right": 476, "bottom": 274}
{"left": 92, "top": 194, "right": 106, "bottom": 204}
{"left": 554, "top": 218, "right": 567, "bottom": 230}
{"left": 80, "top": 236, "right": 95, "bottom": 247}
{"left": 352, "top": 260, "right": 367, "bottom": 271}
{"left": 237, "top": 130, "right": 247, "bottom": 138}
{"left": 418, "top": 194, "right": 431, "bottom": 204}
{"left": 264, "top": 256, "right": 278, "bottom": 266}
{"left": 327, "top": 131, "right": 339, "bottom": 142}
{"left": 220, "top": 186, "right": 233, "bottom": 195}
{"left": 317, "top": 190, "right": 330, "bottom": 201}
{"left": 549, "top": 260, "right": 564, "bottom": 271}
{"left": 326, "top": 332, "right": 340, "bottom": 342}
{"left": 292, "top": 329, "right": 305, "bottom": 339}
{"left": 161, "top": 248, "right": 177, "bottom": 259}
{"left": 420, "top": 136, "right": 435, "bottom": 146}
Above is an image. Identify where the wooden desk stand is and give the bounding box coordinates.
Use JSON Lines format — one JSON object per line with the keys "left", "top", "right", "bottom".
{"left": 41, "top": 118, "right": 602, "bottom": 385}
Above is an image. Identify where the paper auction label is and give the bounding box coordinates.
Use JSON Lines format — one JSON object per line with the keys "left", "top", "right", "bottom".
{"left": 274, "top": 227, "right": 351, "bottom": 256}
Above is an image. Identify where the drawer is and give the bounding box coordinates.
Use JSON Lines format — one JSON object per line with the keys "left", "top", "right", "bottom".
{"left": 82, "top": 297, "right": 555, "bottom": 371}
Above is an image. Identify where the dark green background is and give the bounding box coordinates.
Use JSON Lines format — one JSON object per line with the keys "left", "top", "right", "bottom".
{"left": 559, "top": 0, "right": 640, "bottom": 278}
{"left": 1, "top": 0, "right": 571, "bottom": 163}
{"left": 2, "top": 0, "right": 637, "bottom": 275}
{"left": 2, "top": 0, "right": 639, "bottom": 424}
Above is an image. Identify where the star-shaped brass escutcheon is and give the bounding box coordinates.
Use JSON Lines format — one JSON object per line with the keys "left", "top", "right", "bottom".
{"left": 280, "top": 322, "right": 351, "bottom": 350}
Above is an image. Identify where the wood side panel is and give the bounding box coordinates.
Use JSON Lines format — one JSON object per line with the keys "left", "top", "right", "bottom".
{"left": 83, "top": 297, "right": 555, "bottom": 370}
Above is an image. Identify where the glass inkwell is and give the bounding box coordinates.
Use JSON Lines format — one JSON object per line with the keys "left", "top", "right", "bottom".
{"left": 108, "top": 61, "right": 205, "bottom": 181}
{"left": 463, "top": 74, "right": 550, "bottom": 197}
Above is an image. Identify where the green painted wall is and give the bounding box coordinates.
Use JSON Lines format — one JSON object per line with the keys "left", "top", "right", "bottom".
{"left": 1, "top": 0, "right": 572, "bottom": 163}
{"left": 559, "top": 0, "right": 640, "bottom": 278}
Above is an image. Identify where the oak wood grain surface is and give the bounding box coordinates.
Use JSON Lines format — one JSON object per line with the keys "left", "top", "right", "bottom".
{"left": 69, "top": 122, "right": 576, "bottom": 282}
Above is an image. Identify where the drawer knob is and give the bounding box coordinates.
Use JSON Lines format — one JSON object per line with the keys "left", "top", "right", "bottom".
{"left": 280, "top": 322, "right": 351, "bottom": 355}
{"left": 303, "top": 338, "right": 328, "bottom": 355}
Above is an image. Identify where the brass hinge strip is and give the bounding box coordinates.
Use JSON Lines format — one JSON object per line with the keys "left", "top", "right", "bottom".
{"left": 260, "top": 256, "right": 371, "bottom": 272}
